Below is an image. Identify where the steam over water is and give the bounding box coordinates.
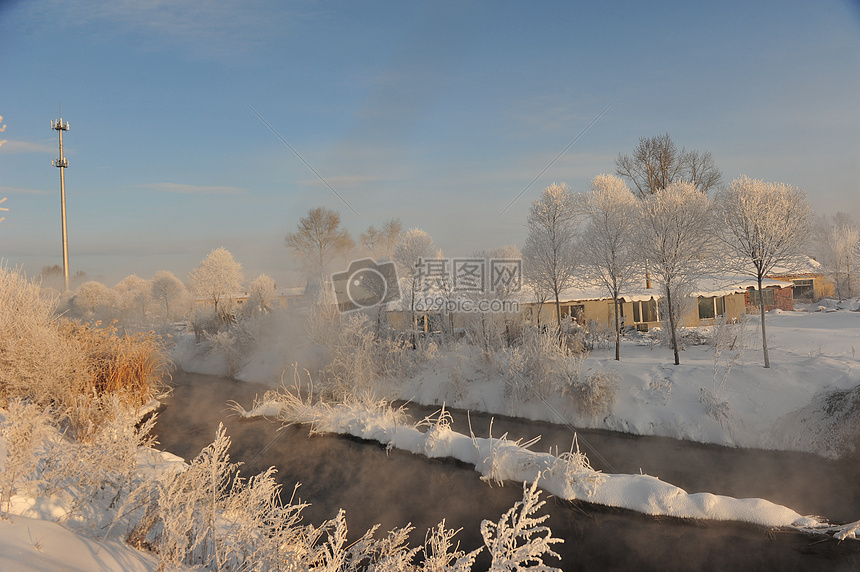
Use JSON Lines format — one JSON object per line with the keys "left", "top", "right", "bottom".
{"left": 156, "top": 371, "right": 860, "bottom": 571}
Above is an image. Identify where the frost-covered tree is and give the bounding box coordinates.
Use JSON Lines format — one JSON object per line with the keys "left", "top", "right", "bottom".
{"left": 522, "top": 183, "right": 578, "bottom": 332}
{"left": 636, "top": 181, "right": 716, "bottom": 365}
{"left": 73, "top": 280, "right": 118, "bottom": 319}
{"left": 715, "top": 176, "right": 813, "bottom": 368}
{"left": 245, "top": 273, "right": 277, "bottom": 315}
{"left": 360, "top": 218, "right": 403, "bottom": 261}
{"left": 816, "top": 213, "right": 860, "bottom": 301}
{"left": 578, "top": 174, "right": 639, "bottom": 360}
{"left": 114, "top": 274, "right": 152, "bottom": 323}
{"left": 151, "top": 270, "right": 187, "bottom": 321}
{"left": 188, "top": 247, "right": 244, "bottom": 319}
{"left": 285, "top": 207, "right": 354, "bottom": 284}
{"left": 393, "top": 227, "right": 435, "bottom": 345}
{"left": 616, "top": 133, "right": 722, "bottom": 198}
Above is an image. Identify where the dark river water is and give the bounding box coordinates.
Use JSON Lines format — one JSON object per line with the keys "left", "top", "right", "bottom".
{"left": 155, "top": 371, "right": 860, "bottom": 571}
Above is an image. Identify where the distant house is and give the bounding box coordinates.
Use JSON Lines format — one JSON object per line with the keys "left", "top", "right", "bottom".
{"left": 768, "top": 257, "right": 834, "bottom": 302}
{"left": 521, "top": 284, "right": 660, "bottom": 331}
{"left": 521, "top": 274, "right": 795, "bottom": 331}
{"left": 195, "top": 286, "right": 307, "bottom": 312}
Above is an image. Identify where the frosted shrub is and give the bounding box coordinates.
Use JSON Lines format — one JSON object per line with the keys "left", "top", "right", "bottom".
{"left": 0, "top": 266, "right": 88, "bottom": 407}
{"left": 36, "top": 397, "right": 158, "bottom": 527}
{"left": 708, "top": 315, "right": 746, "bottom": 401}
{"left": 463, "top": 312, "right": 507, "bottom": 353}
{"left": 188, "top": 307, "right": 223, "bottom": 341}
{"left": 558, "top": 316, "right": 586, "bottom": 355}
{"left": 563, "top": 369, "right": 619, "bottom": 417}
{"left": 421, "top": 520, "right": 481, "bottom": 572}
{"left": 445, "top": 357, "right": 470, "bottom": 404}
{"left": 584, "top": 319, "right": 614, "bottom": 351}
{"left": 545, "top": 436, "right": 606, "bottom": 498}
{"left": 0, "top": 395, "right": 157, "bottom": 531}
{"left": 206, "top": 329, "right": 243, "bottom": 377}
{"left": 0, "top": 399, "right": 54, "bottom": 512}
{"left": 699, "top": 388, "right": 731, "bottom": 429}
{"left": 519, "top": 327, "right": 564, "bottom": 400}
{"left": 309, "top": 301, "right": 420, "bottom": 399}
{"left": 480, "top": 478, "right": 562, "bottom": 572}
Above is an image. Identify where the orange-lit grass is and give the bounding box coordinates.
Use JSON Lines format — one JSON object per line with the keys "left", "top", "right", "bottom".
{"left": 60, "top": 321, "right": 171, "bottom": 408}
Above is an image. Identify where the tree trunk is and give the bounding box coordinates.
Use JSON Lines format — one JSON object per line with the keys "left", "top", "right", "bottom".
{"left": 666, "top": 286, "right": 680, "bottom": 365}
{"left": 758, "top": 276, "right": 770, "bottom": 368}
{"left": 614, "top": 296, "right": 621, "bottom": 361}
{"left": 554, "top": 291, "right": 563, "bottom": 340}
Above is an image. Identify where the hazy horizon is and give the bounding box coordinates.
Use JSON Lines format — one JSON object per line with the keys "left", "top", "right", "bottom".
{"left": 1, "top": 1, "right": 859, "bottom": 287}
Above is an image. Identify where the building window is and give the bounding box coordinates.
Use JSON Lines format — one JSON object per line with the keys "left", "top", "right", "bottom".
{"left": 698, "top": 296, "right": 725, "bottom": 320}
{"left": 792, "top": 279, "right": 814, "bottom": 300}
{"left": 749, "top": 288, "right": 775, "bottom": 307}
{"left": 632, "top": 299, "right": 658, "bottom": 323}
{"left": 561, "top": 304, "right": 585, "bottom": 324}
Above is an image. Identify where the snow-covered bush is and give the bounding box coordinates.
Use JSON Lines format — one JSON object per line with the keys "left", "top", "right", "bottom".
{"left": 71, "top": 280, "right": 120, "bottom": 322}
{"left": 308, "top": 301, "right": 415, "bottom": 399}
{"left": 205, "top": 329, "right": 244, "bottom": 377}
{"left": 421, "top": 519, "right": 482, "bottom": 572}
{"left": 188, "top": 307, "right": 225, "bottom": 341}
{"left": 0, "top": 399, "right": 54, "bottom": 512}
{"left": 0, "top": 266, "right": 89, "bottom": 408}
{"left": 499, "top": 326, "right": 610, "bottom": 416}
{"left": 563, "top": 369, "right": 619, "bottom": 417}
{"left": 480, "top": 477, "right": 562, "bottom": 572}
{"left": 584, "top": 319, "right": 614, "bottom": 351}
{"left": 0, "top": 265, "right": 169, "bottom": 447}
{"left": 699, "top": 387, "right": 731, "bottom": 429}
{"left": 707, "top": 314, "right": 747, "bottom": 405}
{"left": 0, "top": 395, "right": 157, "bottom": 527}
{"left": 517, "top": 327, "right": 565, "bottom": 400}
{"left": 242, "top": 273, "right": 277, "bottom": 316}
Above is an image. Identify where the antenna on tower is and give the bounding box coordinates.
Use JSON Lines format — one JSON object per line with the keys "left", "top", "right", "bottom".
{"left": 52, "top": 105, "right": 71, "bottom": 292}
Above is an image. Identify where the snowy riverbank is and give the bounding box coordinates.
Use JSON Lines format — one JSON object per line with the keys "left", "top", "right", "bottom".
{"left": 175, "top": 300, "right": 860, "bottom": 460}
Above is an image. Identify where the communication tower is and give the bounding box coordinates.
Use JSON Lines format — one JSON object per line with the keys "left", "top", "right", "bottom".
{"left": 52, "top": 109, "right": 70, "bottom": 292}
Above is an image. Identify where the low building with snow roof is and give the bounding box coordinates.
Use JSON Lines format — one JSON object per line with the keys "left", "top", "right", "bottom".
{"left": 514, "top": 274, "right": 795, "bottom": 331}
{"left": 766, "top": 256, "right": 834, "bottom": 302}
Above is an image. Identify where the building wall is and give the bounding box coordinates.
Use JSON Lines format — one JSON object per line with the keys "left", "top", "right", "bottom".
{"left": 680, "top": 292, "right": 748, "bottom": 327}
{"left": 769, "top": 274, "right": 834, "bottom": 301}
{"left": 526, "top": 298, "right": 615, "bottom": 328}
{"left": 743, "top": 286, "right": 793, "bottom": 313}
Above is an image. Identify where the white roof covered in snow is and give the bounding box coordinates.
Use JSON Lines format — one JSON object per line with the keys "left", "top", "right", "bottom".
{"left": 517, "top": 274, "right": 792, "bottom": 305}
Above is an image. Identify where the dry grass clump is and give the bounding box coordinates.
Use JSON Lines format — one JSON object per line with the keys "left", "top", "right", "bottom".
{"left": 59, "top": 321, "right": 170, "bottom": 408}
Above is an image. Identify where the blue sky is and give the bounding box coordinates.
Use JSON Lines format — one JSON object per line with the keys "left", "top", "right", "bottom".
{"left": 1, "top": 0, "right": 859, "bottom": 287}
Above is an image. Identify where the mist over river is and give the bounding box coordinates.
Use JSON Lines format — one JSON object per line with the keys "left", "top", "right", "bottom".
{"left": 155, "top": 371, "right": 860, "bottom": 571}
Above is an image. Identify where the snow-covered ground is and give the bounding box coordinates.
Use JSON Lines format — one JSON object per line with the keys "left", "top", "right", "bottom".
{"left": 0, "top": 407, "right": 189, "bottom": 572}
